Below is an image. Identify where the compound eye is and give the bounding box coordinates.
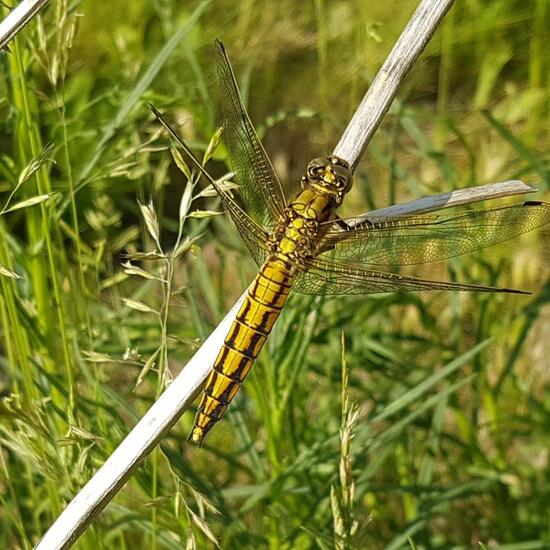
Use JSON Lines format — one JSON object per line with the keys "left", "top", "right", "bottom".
{"left": 337, "top": 176, "right": 349, "bottom": 189}
{"left": 306, "top": 158, "right": 325, "bottom": 179}
{"left": 306, "top": 166, "right": 319, "bottom": 179}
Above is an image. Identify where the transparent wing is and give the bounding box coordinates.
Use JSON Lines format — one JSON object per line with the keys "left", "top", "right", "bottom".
{"left": 222, "top": 195, "right": 270, "bottom": 266}
{"left": 151, "top": 104, "right": 270, "bottom": 267}
{"left": 316, "top": 202, "right": 550, "bottom": 266}
{"left": 216, "top": 40, "right": 286, "bottom": 227}
{"left": 293, "top": 257, "right": 528, "bottom": 296}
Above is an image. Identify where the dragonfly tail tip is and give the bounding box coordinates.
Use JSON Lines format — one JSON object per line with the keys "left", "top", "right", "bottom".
{"left": 187, "top": 428, "right": 205, "bottom": 448}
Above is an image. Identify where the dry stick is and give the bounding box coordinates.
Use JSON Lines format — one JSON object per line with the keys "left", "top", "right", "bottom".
{"left": 333, "top": 0, "right": 453, "bottom": 169}
{"left": 351, "top": 180, "right": 535, "bottom": 224}
{"left": 0, "top": 0, "right": 50, "bottom": 49}
{"left": 36, "top": 0, "right": 534, "bottom": 548}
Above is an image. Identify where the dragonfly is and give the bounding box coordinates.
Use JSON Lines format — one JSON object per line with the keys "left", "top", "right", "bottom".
{"left": 152, "top": 40, "right": 550, "bottom": 446}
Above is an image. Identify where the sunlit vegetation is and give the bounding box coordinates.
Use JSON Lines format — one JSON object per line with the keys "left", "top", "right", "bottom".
{"left": 0, "top": 1, "right": 549, "bottom": 548}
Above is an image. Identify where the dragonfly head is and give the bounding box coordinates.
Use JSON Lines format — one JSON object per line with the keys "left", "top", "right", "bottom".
{"left": 304, "top": 155, "right": 352, "bottom": 206}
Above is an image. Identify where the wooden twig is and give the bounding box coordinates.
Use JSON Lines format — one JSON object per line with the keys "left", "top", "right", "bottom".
{"left": 37, "top": 0, "right": 538, "bottom": 547}
{"left": 36, "top": 295, "right": 247, "bottom": 549}
{"left": 349, "top": 180, "right": 536, "bottom": 225}
{"left": 333, "top": 0, "right": 454, "bottom": 169}
{"left": 0, "top": 0, "right": 50, "bottom": 49}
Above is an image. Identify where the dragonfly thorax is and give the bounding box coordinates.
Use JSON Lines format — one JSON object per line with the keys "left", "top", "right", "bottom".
{"left": 267, "top": 156, "right": 352, "bottom": 264}
{"left": 268, "top": 210, "right": 317, "bottom": 266}
{"left": 302, "top": 155, "right": 353, "bottom": 207}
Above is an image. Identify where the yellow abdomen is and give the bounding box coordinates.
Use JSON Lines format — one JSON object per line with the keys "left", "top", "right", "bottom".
{"left": 189, "top": 259, "right": 293, "bottom": 445}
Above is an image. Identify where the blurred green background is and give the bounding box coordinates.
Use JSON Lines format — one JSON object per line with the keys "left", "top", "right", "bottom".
{"left": 0, "top": 0, "right": 549, "bottom": 548}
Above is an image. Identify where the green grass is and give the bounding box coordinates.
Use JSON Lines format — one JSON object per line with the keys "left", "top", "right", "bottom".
{"left": 1, "top": 0, "right": 549, "bottom": 548}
